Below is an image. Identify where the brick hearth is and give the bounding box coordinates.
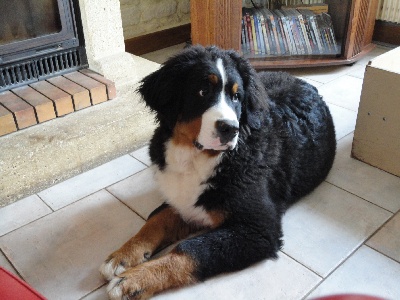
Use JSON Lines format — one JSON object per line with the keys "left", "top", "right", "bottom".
{"left": 0, "top": 70, "right": 116, "bottom": 137}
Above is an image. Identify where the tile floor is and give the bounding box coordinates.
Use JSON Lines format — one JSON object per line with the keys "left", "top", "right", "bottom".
{"left": 1, "top": 44, "right": 400, "bottom": 300}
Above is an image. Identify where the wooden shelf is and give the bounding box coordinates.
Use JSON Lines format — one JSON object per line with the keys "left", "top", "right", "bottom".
{"left": 191, "top": 0, "right": 379, "bottom": 69}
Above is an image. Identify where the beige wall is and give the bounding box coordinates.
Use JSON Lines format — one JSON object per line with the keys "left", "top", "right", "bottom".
{"left": 120, "top": 0, "right": 190, "bottom": 40}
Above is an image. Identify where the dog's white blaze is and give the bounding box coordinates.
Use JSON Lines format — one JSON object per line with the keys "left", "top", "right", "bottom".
{"left": 197, "top": 58, "right": 239, "bottom": 150}
{"left": 155, "top": 142, "right": 222, "bottom": 226}
{"left": 216, "top": 58, "right": 226, "bottom": 87}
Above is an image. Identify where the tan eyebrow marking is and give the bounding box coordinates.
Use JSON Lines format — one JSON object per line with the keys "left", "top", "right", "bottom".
{"left": 232, "top": 83, "right": 239, "bottom": 94}
{"left": 208, "top": 74, "right": 218, "bottom": 85}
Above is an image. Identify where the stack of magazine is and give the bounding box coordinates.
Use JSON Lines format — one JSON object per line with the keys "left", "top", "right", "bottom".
{"left": 242, "top": 7, "right": 339, "bottom": 56}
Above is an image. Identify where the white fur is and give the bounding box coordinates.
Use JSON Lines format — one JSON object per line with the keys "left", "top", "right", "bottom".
{"left": 107, "top": 277, "right": 123, "bottom": 300}
{"left": 100, "top": 259, "right": 126, "bottom": 281}
{"left": 197, "top": 58, "right": 239, "bottom": 150}
{"left": 155, "top": 142, "right": 222, "bottom": 226}
{"left": 216, "top": 58, "right": 227, "bottom": 86}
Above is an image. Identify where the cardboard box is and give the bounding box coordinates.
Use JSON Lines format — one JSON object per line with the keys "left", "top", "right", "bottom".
{"left": 352, "top": 46, "right": 400, "bottom": 177}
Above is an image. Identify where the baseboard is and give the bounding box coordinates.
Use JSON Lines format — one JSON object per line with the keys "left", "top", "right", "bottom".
{"left": 373, "top": 20, "right": 400, "bottom": 46}
{"left": 125, "top": 24, "right": 191, "bottom": 56}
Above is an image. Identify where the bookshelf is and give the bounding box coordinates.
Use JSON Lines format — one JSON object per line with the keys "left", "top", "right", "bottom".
{"left": 191, "top": 0, "right": 379, "bottom": 69}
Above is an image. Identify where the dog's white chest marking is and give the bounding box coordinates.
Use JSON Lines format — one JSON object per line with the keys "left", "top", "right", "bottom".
{"left": 154, "top": 141, "right": 222, "bottom": 226}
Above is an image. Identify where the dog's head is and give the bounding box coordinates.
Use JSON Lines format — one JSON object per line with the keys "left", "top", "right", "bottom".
{"left": 138, "top": 46, "right": 268, "bottom": 151}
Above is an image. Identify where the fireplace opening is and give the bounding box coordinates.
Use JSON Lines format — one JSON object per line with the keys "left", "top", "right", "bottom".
{"left": 0, "top": 0, "right": 88, "bottom": 92}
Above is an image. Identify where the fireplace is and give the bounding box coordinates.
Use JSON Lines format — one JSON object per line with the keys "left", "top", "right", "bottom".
{"left": 0, "top": 0, "right": 88, "bottom": 92}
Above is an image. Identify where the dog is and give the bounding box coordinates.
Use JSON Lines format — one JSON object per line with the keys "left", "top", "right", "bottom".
{"left": 100, "top": 45, "right": 336, "bottom": 299}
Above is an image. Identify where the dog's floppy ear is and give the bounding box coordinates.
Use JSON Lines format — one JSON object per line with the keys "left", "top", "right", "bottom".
{"left": 137, "top": 46, "right": 206, "bottom": 128}
{"left": 227, "top": 51, "right": 268, "bottom": 130}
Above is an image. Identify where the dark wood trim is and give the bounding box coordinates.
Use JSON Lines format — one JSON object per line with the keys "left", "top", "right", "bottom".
{"left": 373, "top": 20, "right": 400, "bottom": 46}
{"left": 249, "top": 44, "right": 376, "bottom": 69}
{"left": 125, "top": 24, "right": 191, "bottom": 56}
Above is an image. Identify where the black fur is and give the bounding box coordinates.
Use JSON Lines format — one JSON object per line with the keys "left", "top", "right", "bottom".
{"left": 138, "top": 46, "right": 336, "bottom": 281}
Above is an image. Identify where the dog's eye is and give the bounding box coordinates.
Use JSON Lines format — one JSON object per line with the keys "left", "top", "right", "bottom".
{"left": 233, "top": 93, "right": 240, "bottom": 102}
{"left": 199, "top": 89, "right": 206, "bottom": 97}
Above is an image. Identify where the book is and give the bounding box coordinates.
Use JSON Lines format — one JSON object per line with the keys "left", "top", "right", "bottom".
{"left": 259, "top": 12, "right": 271, "bottom": 55}
{"left": 264, "top": 9, "right": 282, "bottom": 55}
{"left": 321, "top": 12, "right": 339, "bottom": 54}
{"left": 275, "top": 9, "right": 296, "bottom": 55}
{"left": 262, "top": 9, "right": 277, "bottom": 55}
{"left": 294, "top": 9, "right": 313, "bottom": 54}
{"left": 244, "top": 11, "right": 254, "bottom": 54}
{"left": 241, "top": 18, "right": 248, "bottom": 53}
{"left": 298, "top": 9, "right": 318, "bottom": 54}
{"left": 300, "top": 9, "right": 324, "bottom": 54}
{"left": 240, "top": 7, "right": 338, "bottom": 57}
{"left": 272, "top": 10, "right": 288, "bottom": 55}
{"left": 282, "top": 9, "right": 304, "bottom": 54}
{"left": 250, "top": 14, "right": 258, "bottom": 54}
{"left": 255, "top": 10, "right": 266, "bottom": 54}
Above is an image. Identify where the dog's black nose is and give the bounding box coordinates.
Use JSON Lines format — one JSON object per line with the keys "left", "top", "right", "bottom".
{"left": 216, "top": 120, "right": 239, "bottom": 144}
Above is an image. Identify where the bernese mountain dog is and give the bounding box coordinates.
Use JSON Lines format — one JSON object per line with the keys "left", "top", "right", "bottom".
{"left": 100, "top": 45, "right": 336, "bottom": 299}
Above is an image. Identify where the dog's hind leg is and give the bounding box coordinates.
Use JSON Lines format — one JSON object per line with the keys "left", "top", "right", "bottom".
{"left": 100, "top": 203, "right": 197, "bottom": 281}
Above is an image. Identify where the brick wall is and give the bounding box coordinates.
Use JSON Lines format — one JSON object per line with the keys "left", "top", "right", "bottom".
{"left": 120, "top": 0, "right": 190, "bottom": 40}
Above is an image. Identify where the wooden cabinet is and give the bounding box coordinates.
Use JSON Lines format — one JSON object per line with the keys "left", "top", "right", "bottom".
{"left": 191, "top": 0, "right": 379, "bottom": 69}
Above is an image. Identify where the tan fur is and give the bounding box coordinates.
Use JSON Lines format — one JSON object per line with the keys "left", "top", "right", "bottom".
{"left": 113, "top": 252, "right": 197, "bottom": 300}
{"left": 232, "top": 82, "right": 239, "bottom": 94}
{"left": 172, "top": 118, "right": 202, "bottom": 147}
{"left": 208, "top": 74, "right": 219, "bottom": 85}
{"left": 106, "top": 206, "right": 197, "bottom": 272}
{"left": 208, "top": 210, "right": 227, "bottom": 228}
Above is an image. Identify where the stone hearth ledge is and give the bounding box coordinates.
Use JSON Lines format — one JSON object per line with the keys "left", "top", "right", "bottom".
{"left": 0, "top": 55, "right": 159, "bottom": 207}
{"left": 0, "top": 0, "right": 164, "bottom": 206}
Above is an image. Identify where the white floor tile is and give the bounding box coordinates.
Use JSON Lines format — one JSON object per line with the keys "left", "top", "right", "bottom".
{"left": 327, "top": 134, "right": 400, "bottom": 213}
{"left": 0, "top": 190, "right": 145, "bottom": 300}
{"left": 347, "top": 65, "right": 367, "bottom": 79}
{"left": 131, "top": 145, "right": 152, "bottom": 166}
{"left": 154, "top": 252, "right": 321, "bottom": 300}
{"left": 326, "top": 103, "right": 357, "bottom": 140}
{"left": 367, "top": 212, "right": 400, "bottom": 263}
{"left": 308, "top": 246, "right": 400, "bottom": 299}
{"left": 288, "top": 66, "right": 354, "bottom": 84}
{"left": 298, "top": 76, "right": 324, "bottom": 88}
{"left": 107, "top": 167, "right": 164, "bottom": 219}
{"left": 282, "top": 182, "right": 392, "bottom": 277}
{"left": 319, "top": 75, "right": 363, "bottom": 112}
{"left": 0, "top": 195, "right": 51, "bottom": 236}
{"left": 38, "top": 155, "right": 146, "bottom": 210}
{"left": 356, "top": 45, "right": 391, "bottom": 66}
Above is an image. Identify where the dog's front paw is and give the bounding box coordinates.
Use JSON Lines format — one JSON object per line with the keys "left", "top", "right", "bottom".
{"left": 100, "top": 244, "right": 152, "bottom": 281}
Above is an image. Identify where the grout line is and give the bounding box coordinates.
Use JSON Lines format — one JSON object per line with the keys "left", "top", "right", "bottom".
{"left": 279, "top": 250, "right": 322, "bottom": 279}
{"left": 105, "top": 187, "right": 147, "bottom": 221}
{"left": 37, "top": 193, "right": 55, "bottom": 212}
{"left": 324, "top": 180, "right": 395, "bottom": 214}
{"left": 128, "top": 152, "right": 151, "bottom": 167}
{"left": 78, "top": 283, "right": 107, "bottom": 300}
{"left": 0, "top": 197, "right": 54, "bottom": 238}
{"left": 0, "top": 248, "right": 25, "bottom": 280}
{"left": 300, "top": 241, "right": 367, "bottom": 300}
{"left": 364, "top": 244, "right": 400, "bottom": 265}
